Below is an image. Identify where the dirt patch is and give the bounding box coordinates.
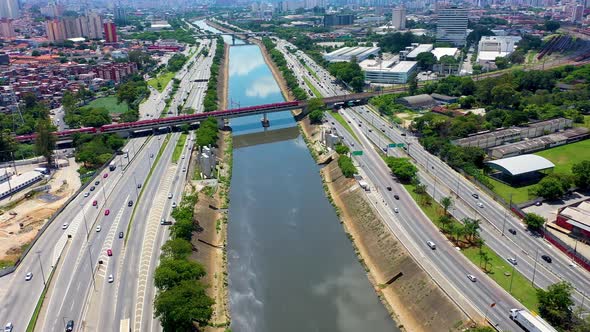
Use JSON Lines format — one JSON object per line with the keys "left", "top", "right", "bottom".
{"left": 190, "top": 131, "right": 231, "bottom": 331}
{"left": 321, "top": 160, "right": 469, "bottom": 332}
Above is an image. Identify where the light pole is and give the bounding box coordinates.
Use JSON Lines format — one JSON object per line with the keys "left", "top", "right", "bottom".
{"left": 133, "top": 173, "right": 139, "bottom": 198}
{"left": 531, "top": 248, "right": 539, "bottom": 287}
{"left": 87, "top": 244, "right": 96, "bottom": 291}
{"left": 81, "top": 202, "right": 90, "bottom": 239}
{"left": 509, "top": 263, "right": 516, "bottom": 293}
{"left": 501, "top": 209, "right": 507, "bottom": 236}
{"left": 36, "top": 251, "right": 46, "bottom": 286}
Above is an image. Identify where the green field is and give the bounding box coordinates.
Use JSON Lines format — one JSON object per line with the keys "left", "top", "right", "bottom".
{"left": 148, "top": 71, "right": 175, "bottom": 92}
{"left": 535, "top": 139, "right": 590, "bottom": 175}
{"left": 86, "top": 96, "right": 128, "bottom": 114}
{"left": 485, "top": 175, "right": 535, "bottom": 204}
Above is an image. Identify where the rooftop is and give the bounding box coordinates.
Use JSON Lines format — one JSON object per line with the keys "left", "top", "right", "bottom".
{"left": 431, "top": 47, "right": 459, "bottom": 60}
{"left": 406, "top": 44, "right": 433, "bottom": 58}
{"left": 485, "top": 154, "right": 555, "bottom": 176}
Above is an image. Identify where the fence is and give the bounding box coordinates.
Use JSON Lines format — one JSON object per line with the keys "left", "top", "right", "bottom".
{"left": 544, "top": 231, "right": 590, "bottom": 272}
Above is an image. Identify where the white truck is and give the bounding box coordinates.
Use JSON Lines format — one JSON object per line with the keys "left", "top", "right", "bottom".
{"left": 510, "top": 308, "right": 557, "bottom": 332}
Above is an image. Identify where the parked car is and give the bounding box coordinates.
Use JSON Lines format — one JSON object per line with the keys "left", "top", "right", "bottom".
{"left": 84, "top": 192, "right": 89, "bottom": 198}
{"left": 172, "top": 202, "right": 177, "bottom": 208}
{"left": 89, "top": 186, "right": 95, "bottom": 191}
{"left": 168, "top": 193, "right": 173, "bottom": 199}
{"left": 108, "top": 274, "right": 114, "bottom": 283}
{"left": 103, "top": 173, "right": 108, "bottom": 178}
{"left": 94, "top": 181, "right": 100, "bottom": 186}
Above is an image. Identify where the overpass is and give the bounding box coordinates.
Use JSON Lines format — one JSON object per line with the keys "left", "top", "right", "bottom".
{"left": 194, "top": 31, "right": 272, "bottom": 45}
{"left": 15, "top": 91, "right": 386, "bottom": 144}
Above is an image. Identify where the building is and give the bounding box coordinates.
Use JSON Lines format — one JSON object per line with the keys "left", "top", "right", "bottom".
{"left": 556, "top": 200, "right": 590, "bottom": 242}
{"left": 0, "top": 19, "right": 14, "bottom": 38}
{"left": 431, "top": 47, "right": 459, "bottom": 60}
{"left": 104, "top": 22, "right": 117, "bottom": 43}
{"left": 404, "top": 44, "right": 434, "bottom": 59}
{"left": 0, "top": 0, "right": 20, "bottom": 19}
{"left": 436, "top": 7, "right": 468, "bottom": 46}
{"left": 323, "top": 14, "right": 355, "bottom": 27}
{"left": 360, "top": 59, "right": 417, "bottom": 84}
{"left": 323, "top": 46, "right": 380, "bottom": 63}
{"left": 62, "top": 17, "right": 82, "bottom": 39}
{"left": 477, "top": 36, "right": 521, "bottom": 64}
{"left": 84, "top": 13, "right": 103, "bottom": 40}
{"left": 46, "top": 19, "right": 66, "bottom": 42}
{"left": 40, "top": 3, "right": 64, "bottom": 17}
{"left": 198, "top": 146, "right": 217, "bottom": 179}
{"left": 392, "top": 6, "right": 406, "bottom": 30}
{"left": 93, "top": 62, "right": 138, "bottom": 83}
{"left": 0, "top": 171, "right": 44, "bottom": 200}
{"left": 114, "top": 6, "right": 127, "bottom": 25}
{"left": 485, "top": 154, "right": 555, "bottom": 185}
{"left": 572, "top": 5, "right": 584, "bottom": 23}
{"left": 399, "top": 94, "right": 438, "bottom": 109}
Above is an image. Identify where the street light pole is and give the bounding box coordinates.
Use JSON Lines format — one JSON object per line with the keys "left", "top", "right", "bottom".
{"left": 87, "top": 244, "right": 96, "bottom": 291}
{"left": 36, "top": 251, "right": 46, "bottom": 286}
{"left": 501, "top": 209, "right": 507, "bottom": 236}
{"left": 509, "top": 264, "right": 516, "bottom": 293}
{"left": 531, "top": 248, "right": 539, "bottom": 287}
{"left": 81, "top": 203, "right": 89, "bottom": 239}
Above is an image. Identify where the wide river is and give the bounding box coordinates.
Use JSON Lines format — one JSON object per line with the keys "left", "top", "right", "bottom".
{"left": 195, "top": 20, "right": 397, "bottom": 332}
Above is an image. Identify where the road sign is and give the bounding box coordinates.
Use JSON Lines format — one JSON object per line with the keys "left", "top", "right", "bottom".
{"left": 396, "top": 143, "right": 405, "bottom": 147}
{"left": 352, "top": 150, "right": 363, "bottom": 156}
{"left": 388, "top": 143, "right": 396, "bottom": 148}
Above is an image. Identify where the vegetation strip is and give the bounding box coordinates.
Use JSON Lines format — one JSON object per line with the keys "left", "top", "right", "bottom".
{"left": 330, "top": 112, "right": 359, "bottom": 141}
{"left": 26, "top": 262, "right": 56, "bottom": 332}
{"left": 172, "top": 133, "right": 188, "bottom": 163}
{"left": 303, "top": 76, "right": 322, "bottom": 98}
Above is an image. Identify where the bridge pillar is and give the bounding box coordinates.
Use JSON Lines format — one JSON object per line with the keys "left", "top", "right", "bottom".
{"left": 217, "top": 118, "right": 226, "bottom": 129}
{"left": 232, "top": 35, "right": 235, "bottom": 45}
{"left": 261, "top": 113, "right": 270, "bottom": 128}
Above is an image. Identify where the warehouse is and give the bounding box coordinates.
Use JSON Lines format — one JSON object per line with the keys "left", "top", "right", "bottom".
{"left": 485, "top": 154, "right": 554, "bottom": 186}
{"left": 323, "top": 46, "right": 381, "bottom": 63}
{"left": 557, "top": 200, "right": 590, "bottom": 243}
{"left": 360, "top": 59, "right": 418, "bottom": 84}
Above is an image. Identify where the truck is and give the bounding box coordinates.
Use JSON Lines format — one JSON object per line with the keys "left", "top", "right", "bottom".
{"left": 358, "top": 180, "right": 370, "bottom": 192}
{"left": 109, "top": 161, "right": 116, "bottom": 171}
{"left": 510, "top": 308, "right": 557, "bottom": 332}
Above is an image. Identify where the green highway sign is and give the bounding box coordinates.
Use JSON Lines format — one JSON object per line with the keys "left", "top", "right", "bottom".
{"left": 352, "top": 150, "right": 363, "bottom": 156}
{"left": 397, "top": 143, "right": 405, "bottom": 147}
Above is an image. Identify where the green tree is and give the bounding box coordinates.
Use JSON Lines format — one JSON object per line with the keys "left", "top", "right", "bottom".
{"left": 416, "top": 52, "right": 436, "bottom": 70}
{"left": 491, "top": 83, "right": 518, "bottom": 108}
{"left": 524, "top": 213, "right": 545, "bottom": 230}
{"left": 572, "top": 160, "right": 590, "bottom": 190}
{"left": 154, "top": 258, "right": 206, "bottom": 290}
{"left": 534, "top": 174, "right": 571, "bottom": 200}
{"left": 351, "top": 76, "right": 364, "bottom": 92}
{"left": 438, "top": 215, "right": 452, "bottom": 232}
{"left": 537, "top": 282, "right": 574, "bottom": 329}
{"left": 0, "top": 129, "right": 17, "bottom": 162}
{"left": 408, "top": 73, "right": 418, "bottom": 96}
{"left": 337, "top": 155, "right": 357, "bottom": 178}
{"left": 307, "top": 97, "right": 325, "bottom": 112}
{"left": 154, "top": 280, "right": 214, "bottom": 331}
{"left": 309, "top": 109, "right": 325, "bottom": 124}
{"left": 34, "top": 119, "right": 56, "bottom": 170}
{"left": 462, "top": 218, "right": 481, "bottom": 243}
{"left": 386, "top": 157, "right": 417, "bottom": 182}
{"left": 544, "top": 20, "right": 560, "bottom": 32}
{"left": 334, "top": 143, "right": 349, "bottom": 155}
{"left": 495, "top": 56, "right": 509, "bottom": 69}
{"left": 161, "top": 238, "right": 193, "bottom": 260}
{"left": 441, "top": 196, "right": 453, "bottom": 215}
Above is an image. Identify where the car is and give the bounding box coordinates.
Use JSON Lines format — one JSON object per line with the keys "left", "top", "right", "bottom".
{"left": 358, "top": 124, "right": 361, "bottom": 127}
{"left": 477, "top": 202, "right": 484, "bottom": 208}
{"left": 368, "top": 129, "right": 372, "bottom": 132}
{"left": 172, "top": 202, "right": 177, "bottom": 208}
{"left": 84, "top": 192, "right": 89, "bottom": 197}
{"left": 426, "top": 241, "right": 436, "bottom": 250}
{"left": 542, "top": 255, "right": 552, "bottom": 263}
{"left": 467, "top": 274, "right": 477, "bottom": 282}
{"left": 386, "top": 186, "right": 392, "bottom": 191}
{"left": 394, "top": 207, "right": 399, "bottom": 213}
{"left": 119, "top": 231, "right": 124, "bottom": 239}
{"left": 107, "top": 249, "right": 112, "bottom": 256}
{"left": 535, "top": 201, "right": 542, "bottom": 206}
{"left": 104, "top": 173, "right": 109, "bottom": 179}
{"left": 104, "top": 209, "right": 110, "bottom": 216}
{"left": 161, "top": 219, "right": 172, "bottom": 226}
{"left": 94, "top": 181, "right": 100, "bottom": 186}
{"left": 25, "top": 272, "right": 33, "bottom": 281}
{"left": 150, "top": 153, "right": 154, "bottom": 158}
{"left": 4, "top": 322, "right": 13, "bottom": 332}
{"left": 89, "top": 186, "right": 95, "bottom": 191}
{"left": 182, "top": 167, "right": 186, "bottom": 172}
{"left": 347, "top": 120, "right": 351, "bottom": 123}
{"left": 394, "top": 194, "right": 400, "bottom": 200}
{"left": 507, "top": 257, "right": 518, "bottom": 265}
{"left": 508, "top": 228, "right": 517, "bottom": 235}
{"left": 472, "top": 193, "right": 479, "bottom": 199}
{"left": 108, "top": 274, "right": 114, "bottom": 283}
{"left": 93, "top": 200, "right": 98, "bottom": 206}
{"left": 62, "top": 223, "right": 69, "bottom": 230}
{"left": 66, "top": 320, "right": 74, "bottom": 332}
{"left": 401, "top": 133, "right": 406, "bottom": 136}
{"left": 128, "top": 200, "right": 133, "bottom": 207}
{"left": 182, "top": 154, "right": 185, "bottom": 159}
{"left": 168, "top": 193, "right": 173, "bottom": 199}
{"left": 137, "top": 184, "right": 142, "bottom": 189}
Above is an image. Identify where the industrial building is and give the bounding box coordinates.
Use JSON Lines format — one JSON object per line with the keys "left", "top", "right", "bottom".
{"left": 0, "top": 171, "right": 45, "bottom": 200}
{"left": 477, "top": 36, "right": 522, "bottom": 64}
{"left": 485, "top": 154, "right": 555, "bottom": 185}
{"left": 398, "top": 94, "right": 437, "bottom": 109}
{"left": 323, "top": 46, "right": 380, "bottom": 63}
{"left": 431, "top": 47, "right": 460, "bottom": 60}
{"left": 436, "top": 7, "right": 468, "bottom": 46}
{"left": 556, "top": 200, "right": 590, "bottom": 243}
{"left": 402, "top": 44, "right": 433, "bottom": 60}
{"left": 359, "top": 59, "right": 417, "bottom": 84}
{"left": 453, "top": 118, "right": 574, "bottom": 149}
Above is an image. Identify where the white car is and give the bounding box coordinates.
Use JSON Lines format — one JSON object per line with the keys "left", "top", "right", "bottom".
{"left": 394, "top": 207, "right": 399, "bottom": 213}
{"left": 477, "top": 202, "right": 484, "bottom": 208}
{"left": 507, "top": 257, "right": 517, "bottom": 265}
{"left": 96, "top": 225, "right": 101, "bottom": 232}
{"left": 172, "top": 202, "right": 177, "bottom": 208}
{"left": 168, "top": 193, "right": 173, "bottom": 199}
{"left": 182, "top": 167, "right": 186, "bottom": 172}
{"left": 25, "top": 272, "right": 33, "bottom": 281}
{"left": 426, "top": 241, "right": 436, "bottom": 250}
{"left": 108, "top": 274, "right": 114, "bottom": 283}
{"left": 467, "top": 274, "right": 477, "bottom": 282}
{"left": 84, "top": 192, "right": 89, "bottom": 197}
{"left": 62, "top": 223, "right": 69, "bottom": 230}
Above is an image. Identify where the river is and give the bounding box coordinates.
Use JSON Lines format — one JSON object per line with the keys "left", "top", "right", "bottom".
{"left": 195, "top": 20, "right": 397, "bottom": 332}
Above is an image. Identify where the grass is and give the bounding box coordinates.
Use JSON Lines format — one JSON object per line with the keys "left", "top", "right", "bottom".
{"left": 331, "top": 111, "right": 359, "bottom": 142}
{"left": 26, "top": 266, "right": 55, "bottom": 332}
{"left": 172, "top": 133, "right": 187, "bottom": 163}
{"left": 403, "top": 182, "right": 540, "bottom": 311}
{"left": 303, "top": 76, "right": 322, "bottom": 98}
{"left": 485, "top": 175, "right": 535, "bottom": 205}
{"left": 526, "top": 51, "right": 538, "bottom": 64}
{"left": 86, "top": 96, "right": 128, "bottom": 114}
{"left": 535, "top": 139, "right": 590, "bottom": 175}
{"left": 0, "top": 259, "right": 14, "bottom": 269}
{"left": 148, "top": 71, "right": 175, "bottom": 92}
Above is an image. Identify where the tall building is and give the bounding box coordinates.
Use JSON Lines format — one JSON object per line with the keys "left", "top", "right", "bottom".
{"left": 436, "top": 7, "right": 468, "bottom": 46}
{"left": 572, "top": 5, "right": 584, "bottom": 22}
{"left": 392, "top": 5, "right": 406, "bottom": 30}
{"left": 114, "top": 6, "right": 127, "bottom": 25}
{"left": 104, "top": 22, "right": 117, "bottom": 43}
{"left": 46, "top": 19, "right": 66, "bottom": 42}
{"left": 85, "top": 13, "right": 103, "bottom": 39}
{"left": 0, "top": 0, "right": 20, "bottom": 19}
{"left": 0, "top": 19, "right": 15, "bottom": 38}
{"left": 323, "top": 14, "right": 355, "bottom": 27}
{"left": 62, "top": 17, "right": 82, "bottom": 39}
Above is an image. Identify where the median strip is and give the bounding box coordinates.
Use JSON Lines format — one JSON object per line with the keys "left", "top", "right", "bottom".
{"left": 26, "top": 260, "right": 57, "bottom": 332}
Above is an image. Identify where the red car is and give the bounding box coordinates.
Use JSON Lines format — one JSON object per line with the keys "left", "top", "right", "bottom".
{"left": 104, "top": 209, "right": 110, "bottom": 216}
{"left": 93, "top": 200, "right": 98, "bottom": 206}
{"left": 103, "top": 173, "right": 108, "bottom": 178}
{"left": 107, "top": 249, "right": 112, "bottom": 256}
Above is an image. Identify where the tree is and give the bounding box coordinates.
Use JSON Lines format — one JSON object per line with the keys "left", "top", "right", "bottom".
{"left": 537, "top": 282, "right": 574, "bottom": 329}
{"left": 416, "top": 52, "right": 436, "bottom": 70}
{"left": 154, "top": 258, "right": 206, "bottom": 290}
{"left": 351, "top": 76, "right": 364, "bottom": 92}
{"left": 572, "top": 160, "right": 590, "bottom": 190}
{"left": 466, "top": 327, "right": 495, "bottom": 332}
{"left": 334, "top": 143, "right": 349, "bottom": 155}
{"left": 161, "top": 238, "right": 193, "bottom": 260}
{"left": 309, "top": 109, "right": 325, "bottom": 124}
{"left": 534, "top": 174, "right": 571, "bottom": 200}
{"left": 386, "top": 157, "right": 418, "bottom": 182}
{"left": 34, "top": 119, "right": 56, "bottom": 170}
{"left": 31, "top": 50, "right": 40, "bottom": 57}
{"left": 407, "top": 73, "right": 418, "bottom": 95}
{"left": 494, "top": 56, "right": 509, "bottom": 69}
{"left": 491, "top": 83, "right": 518, "bottom": 108}
{"left": 154, "top": 280, "right": 214, "bottom": 331}
{"left": 462, "top": 218, "right": 481, "bottom": 243}
{"left": 524, "top": 213, "right": 545, "bottom": 230}
{"left": 337, "top": 155, "right": 357, "bottom": 178}
{"left": 438, "top": 215, "right": 452, "bottom": 232}
{"left": 441, "top": 196, "right": 453, "bottom": 215}
{"left": 544, "top": 20, "right": 560, "bottom": 32}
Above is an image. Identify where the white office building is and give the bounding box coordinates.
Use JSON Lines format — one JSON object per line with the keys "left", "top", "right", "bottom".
{"left": 360, "top": 59, "right": 418, "bottom": 84}
{"left": 392, "top": 6, "right": 406, "bottom": 30}
{"left": 404, "top": 43, "right": 434, "bottom": 59}
{"left": 436, "top": 7, "right": 468, "bottom": 46}
{"left": 477, "top": 36, "right": 521, "bottom": 63}
{"left": 323, "top": 46, "right": 381, "bottom": 63}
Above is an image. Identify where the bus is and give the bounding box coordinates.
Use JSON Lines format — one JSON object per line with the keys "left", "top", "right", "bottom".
{"left": 109, "top": 161, "right": 116, "bottom": 171}
{"left": 119, "top": 318, "right": 130, "bottom": 332}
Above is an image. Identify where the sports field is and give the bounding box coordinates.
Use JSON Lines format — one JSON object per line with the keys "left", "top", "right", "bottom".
{"left": 86, "top": 96, "right": 129, "bottom": 114}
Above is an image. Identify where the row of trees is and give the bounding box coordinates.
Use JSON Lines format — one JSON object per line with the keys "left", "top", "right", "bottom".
{"left": 536, "top": 281, "right": 590, "bottom": 331}
{"left": 327, "top": 60, "right": 364, "bottom": 93}
{"left": 385, "top": 157, "right": 418, "bottom": 183}
{"left": 262, "top": 37, "right": 308, "bottom": 101}
{"left": 72, "top": 133, "right": 125, "bottom": 169}
{"left": 195, "top": 117, "right": 219, "bottom": 148}
{"left": 204, "top": 37, "right": 225, "bottom": 112}
{"left": 167, "top": 53, "right": 188, "bottom": 72}
{"left": 531, "top": 160, "right": 590, "bottom": 200}
{"left": 154, "top": 192, "right": 214, "bottom": 331}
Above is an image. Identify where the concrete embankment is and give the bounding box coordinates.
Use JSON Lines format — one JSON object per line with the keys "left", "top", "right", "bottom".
{"left": 219, "top": 44, "right": 230, "bottom": 110}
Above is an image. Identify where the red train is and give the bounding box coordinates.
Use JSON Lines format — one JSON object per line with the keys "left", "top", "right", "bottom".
{"left": 14, "top": 101, "right": 301, "bottom": 143}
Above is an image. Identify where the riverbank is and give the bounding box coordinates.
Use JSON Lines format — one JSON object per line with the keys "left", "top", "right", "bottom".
{"left": 219, "top": 43, "right": 229, "bottom": 110}
{"left": 190, "top": 130, "right": 232, "bottom": 331}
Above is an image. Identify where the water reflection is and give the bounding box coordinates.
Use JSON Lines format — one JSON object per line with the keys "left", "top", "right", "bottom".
{"left": 229, "top": 55, "right": 265, "bottom": 76}
{"left": 245, "top": 76, "right": 281, "bottom": 98}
